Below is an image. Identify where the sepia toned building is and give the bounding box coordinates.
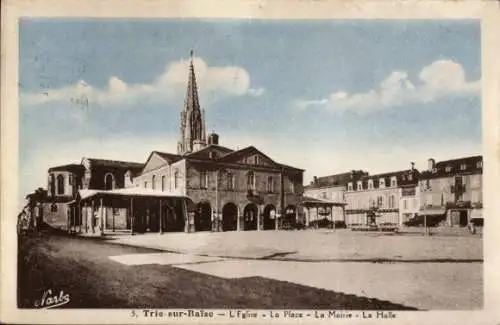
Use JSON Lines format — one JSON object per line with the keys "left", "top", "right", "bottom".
{"left": 303, "top": 172, "right": 361, "bottom": 225}
{"left": 40, "top": 52, "right": 305, "bottom": 234}
{"left": 132, "top": 53, "right": 305, "bottom": 232}
{"left": 419, "top": 155, "right": 483, "bottom": 226}
{"left": 344, "top": 167, "right": 418, "bottom": 226}
{"left": 40, "top": 158, "right": 144, "bottom": 231}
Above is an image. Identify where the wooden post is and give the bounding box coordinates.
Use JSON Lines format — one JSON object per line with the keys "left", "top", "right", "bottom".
{"left": 274, "top": 207, "right": 278, "bottom": 231}
{"left": 84, "top": 202, "right": 88, "bottom": 233}
{"left": 316, "top": 206, "right": 319, "bottom": 227}
{"left": 424, "top": 213, "right": 427, "bottom": 236}
{"left": 257, "top": 205, "right": 261, "bottom": 231}
{"left": 159, "top": 200, "right": 163, "bottom": 234}
{"left": 332, "top": 205, "right": 335, "bottom": 230}
{"left": 67, "top": 206, "right": 71, "bottom": 233}
{"left": 91, "top": 200, "right": 95, "bottom": 234}
{"left": 236, "top": 206, "right": 241, "bottom": 231}
{"left": 112, "top": 200, "right": 115, "bottom": 232}
{"left": 100, "top": 198, "right": 104, "bottom": 236}
{"left": 183, "top": 199, "right": 189, "bottom": 233}
{"left": 78, "top": 203, "right": 82, "bottom": 233}
{"left": 130, "top": 197, "right": 135, "bottom": 235}
{"left": 306, "top": 207, "right": 310, "bottom": 227}
{"left": 72, "top": 207, "right": 75, "bottom": 233}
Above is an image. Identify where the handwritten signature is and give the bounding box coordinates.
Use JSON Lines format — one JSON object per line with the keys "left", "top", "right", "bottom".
{"left": 34, "top": 289, "right": 70, "bottom": 309}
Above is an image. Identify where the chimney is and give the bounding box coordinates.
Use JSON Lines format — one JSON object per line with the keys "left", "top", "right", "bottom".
{"left": 428, "top": 158, "right": 436, "bottom": 171}
{"left": 411, "top": 162, "right": 415, "bottom": 170}
{"left": 208, "top": 132, "right": 219, "bottom": 145}
{"left": 313, "top": 176, "right": 318, "bottom": 184}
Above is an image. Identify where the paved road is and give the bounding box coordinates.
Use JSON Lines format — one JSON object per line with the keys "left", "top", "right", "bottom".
{"left": 108, "top": 228, "right": 483, "bottom": 261}
{"left": 18, "top": 234, "right": 416, "bottom": 310}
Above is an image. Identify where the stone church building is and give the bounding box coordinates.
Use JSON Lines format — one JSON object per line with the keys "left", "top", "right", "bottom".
{"left": 131, "top": 53, "right": 305, "bottom": 232}
{"left": 39, "top": 52, "right": 305, "bottom": 234}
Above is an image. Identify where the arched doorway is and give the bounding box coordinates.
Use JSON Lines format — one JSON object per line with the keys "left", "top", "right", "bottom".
{"left": 263, "top": 204, "right": 276, "bottom": 230}
{"left": 195, "top": 202, "right": 212, "bottom": 231}
{"left": 243, "top": 203, "right": 258, "bottom": 231}
{"left": 222, "top": 203, "right": 238, "bottom": 231}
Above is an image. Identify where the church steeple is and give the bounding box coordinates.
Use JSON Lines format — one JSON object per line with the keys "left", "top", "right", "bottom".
{"left": 177, "top": 50, "right": 207, "bottom": 155}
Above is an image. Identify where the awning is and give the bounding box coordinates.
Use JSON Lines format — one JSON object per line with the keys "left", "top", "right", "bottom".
{"left": 470, "top": 209, "right": 483, "bottom": 219}
{"left": 419, "top": 209, "right": 446, "bottom": 216}
{"left": 300, "top": 196, "right": 347, "bottom": 208}
{"left": 75, "top": 188, "right": 193, "bottom": 208}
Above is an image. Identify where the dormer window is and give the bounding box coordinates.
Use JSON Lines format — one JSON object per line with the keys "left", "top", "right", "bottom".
{"left": 390, "top": 177, "right": 397, "bottom": 187}
{"left": 445, "top": 166, "right": 452, "bottom": 172}
{"left": 432, "top": 168, "right": 437, "bottom": 173}
{"left": 368, "top": 180, "right": 373, "bottom": 190}
{"left": 460, "top": 164, "right": 467, "bottom": 171}
{"left": 347, "top": 182, "right": 353, "bottom": 191}
{"left": 104, "top": 173, "right": 115, "bottom": 190}
{"left": 379, "top": 178, "right": 385, "bottom": 188}
{"left": 476, "top": 161, "right": 483, "bottom": 168}
{"left": 408, "top": 173, "right": 413, "bottom": 180}
{"left": 357, "top": 181, "right": 362, "bottom": 191}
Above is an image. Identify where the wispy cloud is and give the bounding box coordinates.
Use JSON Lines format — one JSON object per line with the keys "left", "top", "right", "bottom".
{"left": 293, "top": 60, "right": 480, "bottom": 115}
{"left": 20, "top": 57, "right": 265, "bottom": 108}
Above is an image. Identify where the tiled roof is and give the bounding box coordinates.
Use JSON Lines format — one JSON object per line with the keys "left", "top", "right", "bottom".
{"left": 306, "top": 170, "right": 367, "bottom": 189}
{"left": 185, "top": 145, "right": 234, "bottom": 160}
{"left": 87, "top": 158, "right": 143, "bottom": 170}
{"left": 420, "top": 155, "right": 482, "bottom": 179}
{"left": 48, "top": 164, "right": 85, "bottom": 173}
{"left": 153, "top": 151, "right": 183, "bottom": 163}
{"left": 217, "top": 146, "right": 304, "bottom": 171}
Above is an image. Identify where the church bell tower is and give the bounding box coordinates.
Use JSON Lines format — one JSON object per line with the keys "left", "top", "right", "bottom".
{"left": 177, "top": 50, "right": 207, "bottom": 155}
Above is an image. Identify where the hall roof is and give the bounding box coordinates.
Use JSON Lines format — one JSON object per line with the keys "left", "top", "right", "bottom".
{"left": 85, "top": 158, "right": 144, "bottom": 170}
{"left": 153, "top": 151, "right": 183, "bottom": 163}
{"left": 300, "top": 196, "right": 347, "bottom": 207}
{"left": 75, "top": 188, "right": 188, "bottom": 201}
{"left": 145, "top": 145, "right": 304, "bottom": 172}
{"left": 48, "top": 163, "right": 85, "bottom": 173}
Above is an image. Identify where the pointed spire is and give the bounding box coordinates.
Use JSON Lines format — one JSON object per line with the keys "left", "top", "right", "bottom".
{"left": 178, "top": 50, "right": 207, "bottom": 155}
{"left": 185, "top": 50, "right": 200, "bottom": 113}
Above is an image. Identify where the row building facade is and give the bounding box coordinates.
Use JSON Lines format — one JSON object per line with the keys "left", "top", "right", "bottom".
{"left": 304, "top": 157, "right": 483, "bottom": 227}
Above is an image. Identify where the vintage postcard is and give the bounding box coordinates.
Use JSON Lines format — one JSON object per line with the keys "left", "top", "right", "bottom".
{"left": 1, "top": 0, "right": 500, "bottom": 324}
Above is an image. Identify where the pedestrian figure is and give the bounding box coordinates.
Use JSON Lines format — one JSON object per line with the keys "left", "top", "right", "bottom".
{"left": 468, "top": 221, "right": 476, "bottom": 235}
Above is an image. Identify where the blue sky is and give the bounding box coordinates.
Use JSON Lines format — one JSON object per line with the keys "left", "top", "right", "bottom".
{"left": 19, "top": 18, "right": 481, "bottom": 201}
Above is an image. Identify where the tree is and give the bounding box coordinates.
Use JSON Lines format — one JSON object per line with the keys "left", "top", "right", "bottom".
{"left": 24, "top": 187, "right": 47, "bottom": 230}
